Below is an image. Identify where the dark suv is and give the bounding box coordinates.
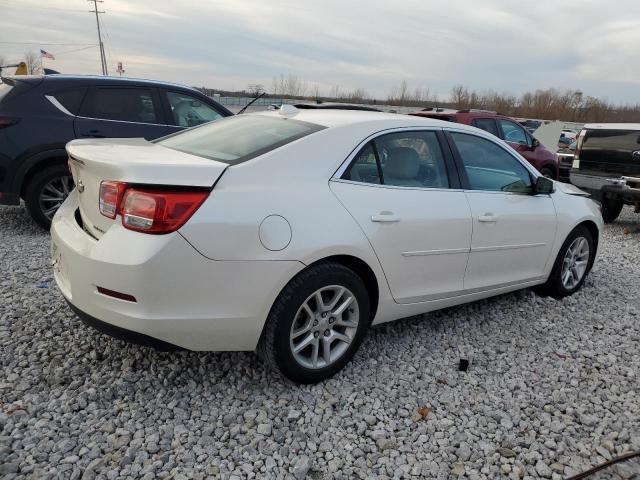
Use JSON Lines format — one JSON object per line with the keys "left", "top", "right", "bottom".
{"left": 0, "top": 75, "right": 232, "bottom": 228}
{"left": 411, "top": 109, "right": 559, "bottom": 179}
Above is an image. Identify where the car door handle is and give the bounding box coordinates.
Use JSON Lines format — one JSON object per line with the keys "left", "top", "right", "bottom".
{"left": 478, "top": 213, "right": 498, "bottom": 223}
{"left": 82, "top": 130, "right": 106, "bottom": 138}
{"left": 371, "top": 211, "right": 400, "bottom": 223}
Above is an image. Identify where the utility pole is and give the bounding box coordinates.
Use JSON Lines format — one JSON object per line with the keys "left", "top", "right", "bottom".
{"left": 88, "top": 0, "right": 108, "bottom": 75}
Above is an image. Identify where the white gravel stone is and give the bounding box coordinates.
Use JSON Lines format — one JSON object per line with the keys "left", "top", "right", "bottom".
{"left": 1, "top": 204, "right": 639, "bottom": 479}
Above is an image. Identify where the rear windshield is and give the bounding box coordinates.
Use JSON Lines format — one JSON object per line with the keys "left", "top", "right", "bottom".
{"left": 158, "top": 115, "right": 324, "bottom": 165}
{"left": 0, "top": 83, "right": 13, "bottom": 102}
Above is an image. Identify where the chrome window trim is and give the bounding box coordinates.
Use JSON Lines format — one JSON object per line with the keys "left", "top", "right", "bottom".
{"left": 329, "top": 178, "right": 463, "bottom": 193}
{"left": 45, "top": 95, "right": 73, "bottom": 117}
{"left": 75, "top": 115, "right": 167, "bottom": 127}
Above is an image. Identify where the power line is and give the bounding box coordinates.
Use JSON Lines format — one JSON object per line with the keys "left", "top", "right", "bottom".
{"left": 0, "top": 41, "right": 98, "bottom": 46}
{"left": 0, "top": 2, "right": 87, "bottom": 13}
{"left": 87, "top": 0, "right": 107, "bottom": 75}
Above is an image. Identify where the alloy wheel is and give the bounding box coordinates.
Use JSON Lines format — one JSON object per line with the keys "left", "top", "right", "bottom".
{"left": 39, "top": 175, "right": 74, "bottom": 220}
{"left": 289, "top": 285, "right": 360, "bottom": 369}
{"left": 561, "top": 236, "right": 590, "bottom": 289}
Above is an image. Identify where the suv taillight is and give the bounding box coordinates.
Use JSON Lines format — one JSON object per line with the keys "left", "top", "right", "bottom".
{"left": 99, "top": 181, "right": 208, "bottom": 234}
{"left": 0, "top": 116, "right": 20, "bottom": 129}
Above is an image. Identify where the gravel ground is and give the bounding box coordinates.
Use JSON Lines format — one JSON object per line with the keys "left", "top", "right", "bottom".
{"left": 1, "top": 204, "right": 639, "bottom": 480}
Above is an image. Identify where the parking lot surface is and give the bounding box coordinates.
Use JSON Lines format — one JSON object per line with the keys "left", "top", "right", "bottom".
{"left": 1, "top": 204, "right": 639, "bottom": 479}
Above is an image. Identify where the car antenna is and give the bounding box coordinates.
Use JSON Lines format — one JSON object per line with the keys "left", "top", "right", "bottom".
{"left": 237, "top": 92, "right": 266, "bottom": 115}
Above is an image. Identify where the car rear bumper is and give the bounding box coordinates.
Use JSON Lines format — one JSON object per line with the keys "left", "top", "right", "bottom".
{"left": 570, "top": 171, "right": 640, "bottom": 200}
{"left": 50, "top": 191, "right": 305, "bottom": 351}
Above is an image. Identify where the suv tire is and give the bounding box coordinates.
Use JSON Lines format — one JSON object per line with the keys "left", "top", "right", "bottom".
{"left": 258, "top": 262, "right": 370, "bottom": 384}
{"left": 24, "top": 164, "right": 74, "bottom": 230}
{"left": 601, "top": 198, "right": 623, "bottom": 224}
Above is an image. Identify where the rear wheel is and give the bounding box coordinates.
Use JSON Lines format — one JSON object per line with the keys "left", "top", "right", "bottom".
{"left": 24, "top": 164, "right": 74, "bottom": 230}
{"left": 258, "top": 262, "right": 370, "bottom": 383}
{"left": 601, "top": 198, "right": 623, "bottom": 223}
{"left": 536, "top": 225, "right": 595, "bottom": 299}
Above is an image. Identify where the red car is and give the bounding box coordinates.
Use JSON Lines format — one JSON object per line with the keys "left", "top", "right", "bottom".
{"left": 411, "top": 109, "right": 559, "bottom": 179}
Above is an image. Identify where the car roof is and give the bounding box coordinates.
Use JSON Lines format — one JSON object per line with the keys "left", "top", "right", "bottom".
{"left": 252, "top": 108, "right": 465, "bottom": 130}
{"left": 40, "top": 74, "right": 201, "bottom": 92}
{"left": 584, "top": 123, "right": 640, "bottom": 130}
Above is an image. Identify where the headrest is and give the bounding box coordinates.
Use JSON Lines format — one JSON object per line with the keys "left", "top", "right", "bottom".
{"left": 385, "top": 147, "right": 420, "bottom": 179}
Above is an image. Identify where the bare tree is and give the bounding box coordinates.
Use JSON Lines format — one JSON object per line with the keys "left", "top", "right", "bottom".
{"left": 388, "top": 80, "right": 410, "bottom": 106}
{"left": 247, "top": 84, "right": 264, "bottom": 96}
{"left": 0, "top": 54, "right": 5, "bottom": 66}
{"left": 312, "top": 83, "right": 321, "bottom": 99}
{"left": 329, "top": 84, "right": 341, "bottom": 100}
{"left": 24, "top": 51, "right": 41, "bottom": 75}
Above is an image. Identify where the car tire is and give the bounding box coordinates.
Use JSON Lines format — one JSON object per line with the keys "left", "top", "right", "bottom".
{"left": 24, "top": 164, "right": 74, "bottom": 230}
{"left": 535, "top": 225, "right": 595, "bottom": 299}
{"left": 601, "top": 198, "right": 623, "bottom": 224}
{"left": 257, "top": 262, "right": 370, "bottom": 384}
{"left": 539, "top": 166, "right": 555, "bottom": 179}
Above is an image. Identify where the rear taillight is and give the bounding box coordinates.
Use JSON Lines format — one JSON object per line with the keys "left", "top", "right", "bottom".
{"left": 99, "top": 181, "right": 208, "bottom": 234}
{"left": 0, "top": 116, "right": 20, "bottom": 129}
{"left": 121, "top": 188, "right": 208, "bottom": 234}
{"left": 99, "top": 181, "right": 127, "bottom": 219}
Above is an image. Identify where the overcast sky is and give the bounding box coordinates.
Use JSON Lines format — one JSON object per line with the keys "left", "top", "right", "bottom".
{"left": 1, "top": 0, "right": 640, "bottom": 103}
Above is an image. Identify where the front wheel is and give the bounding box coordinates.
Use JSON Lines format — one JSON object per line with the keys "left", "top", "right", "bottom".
{"left": 258, "top": 262, "right": 370, "bottom": 383}
{"left": 24, "top": 164, "right": 74, "bottom": 230}
{"left": 536, "top": 225, "right": 595, "bottom": 299}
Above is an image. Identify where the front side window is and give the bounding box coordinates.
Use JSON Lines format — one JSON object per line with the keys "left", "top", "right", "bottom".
{"left": 165, "top": 91, "right": 223, "bottom": 127}
{"left": 451, "top": 132, "right": 533, "bottom": 194}
{"left": 81, "top": 87, "right": 158, "bottom": 124}
{"left": 158, "top": 115, "right": 324, "bottom": 165}
{"left": 343, "top": 131, "right": 449, "bottom": 189}
{"left": 499, "top": 119, "right": 528, "bottom": 145}
{"left": 472, "top": 118, "right": 499, "bottom": 137}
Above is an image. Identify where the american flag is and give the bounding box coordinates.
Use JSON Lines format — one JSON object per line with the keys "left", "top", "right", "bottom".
{"left": 40, "top": 49, "right": 55, "bottom": 60}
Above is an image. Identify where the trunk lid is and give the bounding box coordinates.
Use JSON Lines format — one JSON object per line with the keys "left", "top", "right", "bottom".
{"left": 66, "top": 138, "right": 227, "bottom": 238}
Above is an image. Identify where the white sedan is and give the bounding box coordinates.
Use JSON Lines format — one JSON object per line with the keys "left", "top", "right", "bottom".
{"left": 51, "top": 107, "right": 602, "bottom": 383}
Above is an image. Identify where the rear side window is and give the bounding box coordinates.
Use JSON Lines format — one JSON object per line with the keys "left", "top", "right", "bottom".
{"left": 343, "top": 131, "right": 450, "bottom": 189}
{"left": 344, "top": 142, "right": 381, "bottom": 184}
{"left": 472, "top": 118, "right": 499, "bottom": 137}
{"left": 158, "top": 115, "right": 324, "bottom": 165}
{"left": 165, "top": 91, "right": 224, "bottom": 127}
{"left": 49, "top": 87, "right": 87, "bottom": 115}
{"left": 80, "top": 87, "right": 159, "bottom": 124}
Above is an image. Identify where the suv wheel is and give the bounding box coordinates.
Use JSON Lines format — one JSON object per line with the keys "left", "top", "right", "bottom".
{"left": 258, "top": 262, "right": 370, "bottom": 383}
{"left": 601, "top": 198, "right": 623, "bottom": 224}
{"left": 25, "top": 164, "right": 74, "bottom": 230}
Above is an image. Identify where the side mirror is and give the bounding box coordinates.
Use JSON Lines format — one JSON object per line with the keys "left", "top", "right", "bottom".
{"left": 534, "top": 176, "right": 554, "bottom": 194}
{"left": 531, "top": 137, "right": 540, "bottom": 148}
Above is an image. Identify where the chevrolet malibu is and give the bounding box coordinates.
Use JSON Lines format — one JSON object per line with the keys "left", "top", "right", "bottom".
{"left": 51, "top": 107, "right": 602, "bottom": 383}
